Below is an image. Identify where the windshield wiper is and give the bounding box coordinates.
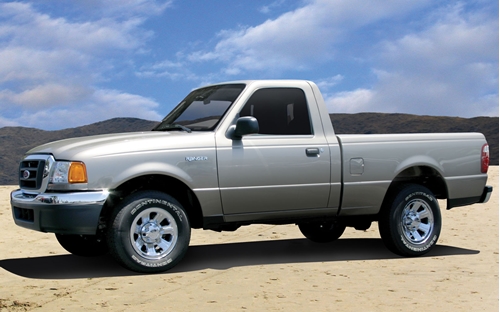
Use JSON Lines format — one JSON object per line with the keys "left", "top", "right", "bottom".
{"left": 176, "top": 124, "right": 192, "bottom": 133}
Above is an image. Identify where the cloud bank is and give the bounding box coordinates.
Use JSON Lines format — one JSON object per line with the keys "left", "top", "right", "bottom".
{"left": 0, "top": 1, "right": 167, "bottom": 129}
{"left": 0, "top": 0, "right": 497, "bottom": 130}
{"left": 178, "top": 0, "right": 498, "bottom": 117}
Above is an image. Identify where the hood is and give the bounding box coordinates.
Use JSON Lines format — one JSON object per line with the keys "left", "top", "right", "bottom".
{"left": 28, "top": 131, "right": 215, "bottom": 161}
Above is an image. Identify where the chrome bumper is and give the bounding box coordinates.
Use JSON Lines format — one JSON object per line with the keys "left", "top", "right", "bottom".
{"left": 11, "top": 189, "right": 109, "bottom": 235}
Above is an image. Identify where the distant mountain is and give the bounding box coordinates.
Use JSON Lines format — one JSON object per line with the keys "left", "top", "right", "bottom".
{"left": 0, "top": 114, "right": 497, "bottom": 185}
{"left": 0, "top": 118, "right": 159, "bottom": 185}
{"left": 330, "top": 113, "right": 498, "bottom": 168}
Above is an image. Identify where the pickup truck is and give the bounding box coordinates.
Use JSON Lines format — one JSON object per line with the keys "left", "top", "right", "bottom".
{"left": 11, "top": 80, "right": 493, "bottom": 273}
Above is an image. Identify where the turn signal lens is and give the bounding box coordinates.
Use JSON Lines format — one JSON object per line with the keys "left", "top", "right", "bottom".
{"left": 481, "top": 143, "right": 489, "bottom": 174}
{"left": 68, "top": 162, "right": 88, "bottom": 183}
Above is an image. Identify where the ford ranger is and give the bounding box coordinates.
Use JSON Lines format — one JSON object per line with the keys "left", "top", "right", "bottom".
{"left": 11, "top": 80, "right": 493, "bottom": 273}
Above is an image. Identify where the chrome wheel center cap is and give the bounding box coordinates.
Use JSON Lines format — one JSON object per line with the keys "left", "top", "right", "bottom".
{"left": 404, "top": 212, "right": 420, "bottom": 230}
{"left": 141, "top": 222, "right": 161, "bottom": 243}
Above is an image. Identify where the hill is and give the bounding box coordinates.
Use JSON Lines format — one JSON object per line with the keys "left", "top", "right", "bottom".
{"left": 0, "top": 118, "right": 159, "bottom": 185}
{"left": 330, "top": 113, "right": 498, "bottom": 165}
{"left": 0, "top": 114, "right": 497, "bottom": 185}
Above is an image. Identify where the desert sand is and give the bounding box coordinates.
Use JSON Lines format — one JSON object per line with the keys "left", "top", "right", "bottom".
{"left": 0, "top": 168, "right": 498, "bottom": 311}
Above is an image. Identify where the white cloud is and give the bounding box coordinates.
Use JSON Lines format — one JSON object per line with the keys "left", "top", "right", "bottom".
{"left": 325, "top": 3, "right": 498, "bottom": 117}
{"left": 259, "top": 0, "right": 286, "bottom": 14}
{"left": 179, "top": 0, "right": 497, "bottom": 118}
{"left": 0, "top": 1, "right": 169, "bottom": 129}
{"left": 135, "top": 59, "right": 191, "bottom": 80}
{"left": 188, "top": 0, "right": 430, "bottom": 75}
{"left": 316, "top": 75, "right": 344, "bottom": 90}
{"left": 2, "top": 88, "right": 162, "bottom": 130}
{"left": 380, "top": 5, "right": 497, "bottom": 73}
{"left": 0, "top": 3, "right": 147, "bottom": 55}
{"left": 36, "top": 0, "right": 172, "bottom": 20}
{"left": 0, "top": 84, "right": 91, "bottom": 108}
{"left": 0, "top": 0, "right": 496, "bottom": 131}
{"left": 325, "top": 89, "right": 376, "bottom": 113}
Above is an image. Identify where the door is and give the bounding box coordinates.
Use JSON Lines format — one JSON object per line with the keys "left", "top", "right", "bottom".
{"left": 216, "top": 87, "right": 331, "bottom": 215}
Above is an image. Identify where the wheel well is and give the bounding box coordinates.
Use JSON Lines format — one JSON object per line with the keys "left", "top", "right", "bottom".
{"left": 390, "top": 166, "right": 447, "bottom": 198}
{"left": 100, "top": 175, "right": 204, "bottom": 229}
{"left": 379, "top": 166, "right": 448, "bottom": 216}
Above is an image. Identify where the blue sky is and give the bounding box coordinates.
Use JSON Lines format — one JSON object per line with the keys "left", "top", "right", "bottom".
{"left": 0, "top": 0, "right": 498, "bottom": 130}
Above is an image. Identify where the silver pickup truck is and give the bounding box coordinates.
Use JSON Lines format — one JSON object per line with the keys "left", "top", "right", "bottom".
{"left": 11, "top": 80, "right": 493, "bottom": 273}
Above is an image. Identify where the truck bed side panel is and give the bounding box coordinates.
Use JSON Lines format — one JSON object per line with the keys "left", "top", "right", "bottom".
{"left": 337, "top": 133, "right": 488, "bottom": 215}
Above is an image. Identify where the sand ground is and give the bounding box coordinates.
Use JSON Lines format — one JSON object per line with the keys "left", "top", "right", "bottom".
{"left": 0, "top": 168, "right": 498, "bottom": 311}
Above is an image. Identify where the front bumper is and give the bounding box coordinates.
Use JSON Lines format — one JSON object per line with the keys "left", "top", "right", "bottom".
{"left": 11, "top": 189, "right": 109, "bottom": 235}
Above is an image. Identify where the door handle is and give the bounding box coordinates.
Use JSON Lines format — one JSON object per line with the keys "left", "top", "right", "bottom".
{"left": 305, "top": 148, "right": 320, "bottom": 157}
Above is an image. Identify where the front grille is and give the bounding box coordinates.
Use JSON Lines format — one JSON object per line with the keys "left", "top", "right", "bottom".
{"left": 14, "top": 207, "right": 34, "bottom": 222}
{"left": 19, "top": 159, "right": 45, "bottom": 189}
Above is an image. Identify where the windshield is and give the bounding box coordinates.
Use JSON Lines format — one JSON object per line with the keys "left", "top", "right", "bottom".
{"left": 153, "top": 84, "right": 246, "bottom": 132}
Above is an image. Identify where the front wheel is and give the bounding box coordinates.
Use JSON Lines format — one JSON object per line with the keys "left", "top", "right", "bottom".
{"left": 379, "top": 184, "right": 441, "bottom": 257}
{"left": 107, "top": 190, "right": 191, "bottom": 273}
{"left": 55, "top": 234, "right": 108, "bottom": 257}
{"left": 298, "top": 220, "right": 346, "bottom": 243}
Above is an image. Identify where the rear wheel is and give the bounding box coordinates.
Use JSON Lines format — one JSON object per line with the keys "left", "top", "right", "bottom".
{"left": 298, "top": 220, "right": 346, "bottom": 243}
{"left": 379, "top": 184, "right": 441, "bottom": 256}
{"left": 107, "top": 190, "right": 190, "bottom": 273}
{"left": 55, "top": 234, "right": 108, "bottom": 257}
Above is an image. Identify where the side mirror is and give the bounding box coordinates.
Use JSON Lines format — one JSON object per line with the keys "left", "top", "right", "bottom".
{"left": 227, "top": 116, "right": 259, "bottom": 140}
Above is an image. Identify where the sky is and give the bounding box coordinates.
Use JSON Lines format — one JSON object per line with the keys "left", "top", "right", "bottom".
{"left": 0, "top": 0, "right": 498, "bottom": 130}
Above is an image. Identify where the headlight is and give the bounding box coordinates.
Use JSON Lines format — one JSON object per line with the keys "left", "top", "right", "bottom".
{"left": 50, "top": 161, "right": 88, "bottom": 184}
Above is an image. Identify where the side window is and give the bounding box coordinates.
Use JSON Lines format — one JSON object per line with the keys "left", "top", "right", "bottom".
{"left": 239, "top": 88, "right": 312, "bottom": 135}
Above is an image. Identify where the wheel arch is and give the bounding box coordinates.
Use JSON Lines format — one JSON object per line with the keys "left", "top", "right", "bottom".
{"left": 101, "top": 174, "right": 204, "bottom": 229}
{"left": 394, "top": 165, "right": 447, "bottom": 198}
{"left": 379, "top": 165, "right": 448, "bottom": 216}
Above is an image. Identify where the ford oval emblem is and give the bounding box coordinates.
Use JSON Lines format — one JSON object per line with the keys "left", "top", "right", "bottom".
{"left": 23, "top": 170, "right": 30, "bottom": 179}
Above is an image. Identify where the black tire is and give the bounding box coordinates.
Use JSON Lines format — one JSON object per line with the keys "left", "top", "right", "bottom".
{"left": 379, "top": 184, "right": 441, "bottom": 257}
{"left": 107, "top": 190, "right": 190, "bottom": 273}
{"left": 55, "top": 234, "right": 108, "bottom": 257}
{"left": 298, "top": 220, "right": 346, "bottom": 243}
